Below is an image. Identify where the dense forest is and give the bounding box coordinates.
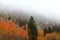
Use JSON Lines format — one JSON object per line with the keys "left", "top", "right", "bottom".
{"left": 0, "top": 12, "right": 60, "bottom": 40}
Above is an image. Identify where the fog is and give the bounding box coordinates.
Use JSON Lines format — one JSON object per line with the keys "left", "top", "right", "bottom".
{"left": 0, "top": 0, "right": 60, "bottom": 22}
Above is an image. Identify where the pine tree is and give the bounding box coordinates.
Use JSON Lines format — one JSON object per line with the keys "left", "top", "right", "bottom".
{"left": 28, "top": 16, "right": 38, "bottom": 40}
{"left": 47, "top": 26, "right": 52, "bottom": 33}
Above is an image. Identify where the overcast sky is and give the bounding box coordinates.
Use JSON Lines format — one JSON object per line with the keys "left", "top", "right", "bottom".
{"left": 0, "top": 0, "right": 60, "bottom": 21}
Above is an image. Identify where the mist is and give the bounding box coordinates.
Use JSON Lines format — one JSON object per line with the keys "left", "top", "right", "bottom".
{"left": 0, "top": 0, "right": 60, "bottom": 23}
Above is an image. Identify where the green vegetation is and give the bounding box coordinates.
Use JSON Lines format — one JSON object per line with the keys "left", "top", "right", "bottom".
{"left": 28, "top": 16, "right": 38, "bottom": 40}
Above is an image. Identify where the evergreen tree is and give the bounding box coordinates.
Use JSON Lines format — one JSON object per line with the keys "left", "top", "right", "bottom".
{"left": 47, "top": 26, "right": 52, "bottom": 33}
{"left": 8, "top": 16, "right": 11, "bottom": 20}
{"left": 28, "top": 16, "right": 38, "bottom": 40}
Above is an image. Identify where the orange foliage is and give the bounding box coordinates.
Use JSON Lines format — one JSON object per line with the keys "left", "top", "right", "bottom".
{"left": 0, "top": 20, "right": 5, "bottom": 29}
{"left": 16, "top": 29, "right": 22, "bottom": 37}
{"left": 44, "top": 33, "right": 57, "bottom": 40}
{"left": 0, "top": 19, "right": 28, "bottom": 38}
{"left": 3, "top": 23, "right": 8, "bottom": 33}
{"left": 7, "top": 19, "right": 17, "bottom": 34}
{"left": 0, "top": 18, "right": 60, "bottom": 40}
{"left": 0, "top": 19, "right": 17, "bottom": 34}
{"left": 23, "top": 31, "right": 28, "bottom": 37}
{"left": 38, "top": 30, "right": 44, "bottom": 37}
{"left": 47, "top": 33, "right": 56, "bottom": 36}
{"left": 22, "top": 25, "right": 25, "bottom": 29}
{"left": 38, "top": 29, "right": 44, "bottom": 40}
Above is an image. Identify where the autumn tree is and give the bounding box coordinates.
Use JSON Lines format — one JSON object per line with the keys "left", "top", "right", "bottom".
{"left": 28, "top": 16, "right": 38, "bottom": 40}
{"left": 44, "top": 27, "right": 47, "bottom": 36}
{"left": 44, "top": 26, "right": 54, "bottom": 36}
